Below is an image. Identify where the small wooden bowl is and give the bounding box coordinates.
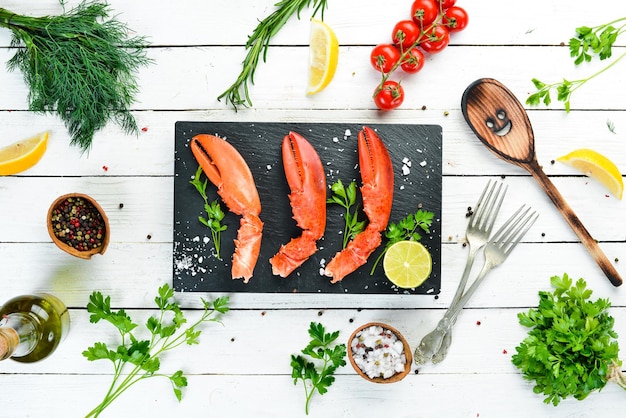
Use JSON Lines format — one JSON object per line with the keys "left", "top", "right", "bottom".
{"left": 347, "top": 322, "right": 412, "bottom": 383}
{"left": 47, "top": 193, "right": 110, "bottom": 259}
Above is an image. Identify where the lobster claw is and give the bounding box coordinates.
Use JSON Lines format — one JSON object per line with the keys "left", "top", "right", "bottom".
{"left": 324, "top": 126, "right": 394, "bottom": 283}
{"left": 270, "top": 131, "right": 326, "bottom": 277}
{"left": 191, "top": 134, "right": 263, "bottom": 282}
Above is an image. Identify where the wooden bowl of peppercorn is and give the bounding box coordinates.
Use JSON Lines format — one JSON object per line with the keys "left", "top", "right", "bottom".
{"left": 347, "top": 322, "right": 412, "bottom": 384}
{"left": 47, "top": 193, "right": 110, "bottom": 259}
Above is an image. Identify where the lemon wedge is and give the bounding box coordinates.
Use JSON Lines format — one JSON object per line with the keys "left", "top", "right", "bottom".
{"left": 383, "top": 241, "right": 432, "bottom": 289}
{"left": 0, "top": 131, "right": 49, "bottom": 175}
{"left": 557, "top": 148, "right": 624, "bottom": 200}
{"left": 306, "top": 19, "right": 339, "bottom": 95}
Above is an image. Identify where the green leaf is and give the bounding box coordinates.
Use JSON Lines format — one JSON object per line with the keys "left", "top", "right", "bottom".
{"left": 512, "top": 273, "right": 620, "bottom": 405}
{"left": 84, "top": 285, "right": 230, "bottom": 416}
{"left": 290, "top": 322, "right": 346, "bottom": 414}
{"left": 82, "top": 342, "right": 116, "bottom": 362}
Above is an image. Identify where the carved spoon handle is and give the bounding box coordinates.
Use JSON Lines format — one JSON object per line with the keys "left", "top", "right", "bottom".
{"left": 526, "top": 159, "right": 622, "bottom": 287}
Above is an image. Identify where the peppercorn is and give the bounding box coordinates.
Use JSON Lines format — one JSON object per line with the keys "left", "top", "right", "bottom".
{"left": 50, "top": 196, "right": 106, "bottom": 251}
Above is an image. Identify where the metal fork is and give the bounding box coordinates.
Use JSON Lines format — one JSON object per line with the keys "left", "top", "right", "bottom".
{"left": 415, "top": 205, "right": 539, "bottom": 365}
{"left": 413, "top": 180, "right": 507, "bottom": 365}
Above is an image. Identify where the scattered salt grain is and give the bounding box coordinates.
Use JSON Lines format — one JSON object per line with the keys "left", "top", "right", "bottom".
{"left": 419, "top": 160, "right": 427, "bottom": 167}
{"left": 351, "top": 325, "right": 407, "bottom": 379}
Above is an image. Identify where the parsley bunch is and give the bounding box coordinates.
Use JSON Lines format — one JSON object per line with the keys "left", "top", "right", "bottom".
{"left": 370, "top": 209, "right": 434, "bottom": 274}
{"left": 83, "top": 284, "right": 229, "bottom": 417}
{"left": 190, "top": 165, "right": 228, "bottom": 260}
{"left": 511, "top": 273, "right": 626, "bottom": 406}
{"left": 290, "top": 322, "right": 346, "bottom": 415}
{"left": 327, "top": 179, "right": 366, "bottom": 249}
{"left": 527, "top": 17, "right": 626, "bottom": 112}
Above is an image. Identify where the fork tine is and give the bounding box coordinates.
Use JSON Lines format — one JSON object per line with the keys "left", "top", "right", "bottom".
{"left": 480, "top": 182, "right": 507, "bottom": 232}
{"left": 491, "top": 205, "right": 538, "bottom": 256}
{"left": 471, "top": 180, "right": 506, "bottom": 231}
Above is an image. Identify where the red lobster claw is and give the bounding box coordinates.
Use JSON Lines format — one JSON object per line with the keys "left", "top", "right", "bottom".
{"left": 324, "top": 126, "right": 394, "bottom": 282}
{"left": 270, "top": 131, "right": 326, "bottom": 277}
{"left": 191, "top": 134, "right": 263, "bottom": 282}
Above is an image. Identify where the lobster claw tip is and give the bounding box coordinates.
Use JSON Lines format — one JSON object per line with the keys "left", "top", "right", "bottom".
{"left": 358, "top": 126, "right": 393, "bottom": 187}
{"left": 282, "top": 131, "right": 325, "bottom": 194}
{"left": 190, "top": 134, "right": 224, "bottom": 187}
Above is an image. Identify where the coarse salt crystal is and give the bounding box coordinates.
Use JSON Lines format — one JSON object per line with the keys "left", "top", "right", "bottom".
{"left": 350, "top": 325, "right": 407, "bottom": 380}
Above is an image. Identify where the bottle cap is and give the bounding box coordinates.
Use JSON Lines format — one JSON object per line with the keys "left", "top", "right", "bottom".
{"left": 0, "top": 327, "right": 19, "bottom": 360}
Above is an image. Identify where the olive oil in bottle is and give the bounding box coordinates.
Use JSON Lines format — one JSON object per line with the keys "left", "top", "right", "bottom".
{"left": 0, "top": 293, "right": 70, "bottom": 362}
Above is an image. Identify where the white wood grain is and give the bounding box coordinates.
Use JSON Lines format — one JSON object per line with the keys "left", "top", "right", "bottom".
{"left": 0, "top": 0, "right": 625, "bottom": 417}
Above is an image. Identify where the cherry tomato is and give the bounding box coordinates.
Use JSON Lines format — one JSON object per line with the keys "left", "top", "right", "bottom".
{"left": 400, "top": 47, "right": 425, "bottom": 74}
{"left": 392, "top": 20, "right": 421, "bottom": 50}
{"left": 443, "top": 6, "right": 468, "bottom": 32}
{"left": 420, "top": 25, "right": 450, "bottom": 54}
{"left": 373, "top": 80, "right": 404, "bottom": 111}
{"left": 370, "top": 44, "right": 401, "bottom": 73}
{"left": 438, "top": 0, "right": 456, "bottom": 9}
{"left": 410, "top": 0, "right": 438, "bottom": 27}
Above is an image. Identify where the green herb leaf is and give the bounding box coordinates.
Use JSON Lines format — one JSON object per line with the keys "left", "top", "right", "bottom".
{"left": 84, "top": 284, "right": 229, "bottom": 417}
{"left": 0, "top": 2, "right": 151, "bottom": 151}
{"left": 291, "top": 322, "right": 346, "bottom": 415}
{"left": 327, "top": 179, "right": 366, "bottom": 248}
{"left": 218, "top": 0, "right": 329, "bottom": 109}
{"left": 528, "top": 17, "right": 626, "bottom": 112}
{"left": 190, "top": 165, "right": 227, "bottom": 259}
{"left": 511, "top": 273, "right": 626, "bottom": 406}
{"left": 370, "top": 209, "right": 434, "bottom": 274}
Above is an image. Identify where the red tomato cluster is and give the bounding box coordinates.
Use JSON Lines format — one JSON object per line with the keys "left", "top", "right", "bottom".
{"left": 370, "top": 0, "right": 469, "bottom": 110}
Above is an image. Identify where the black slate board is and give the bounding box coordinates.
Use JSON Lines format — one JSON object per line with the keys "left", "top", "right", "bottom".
{"left": 173, "top": 122, "right": 442, "bottom": 295}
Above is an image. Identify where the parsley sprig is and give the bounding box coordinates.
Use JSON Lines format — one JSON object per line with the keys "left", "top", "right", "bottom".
{"left": 83, "top": 284, "right": 230, "bottom": 417}
{"left": 370, "top": 209, "right": 434, "bottom": 274}
{"left": 290, "top": 322, "right": 347, "bottom": 415}
{"left": 527, "top": 18, "right": 626, "bottom": 112}
{"left": 327, "top": 179, "right": 366, "bottom": 249}
{"left": 190, "top": 165, "right": 227, "bottom": 260}
{"left": 511, "top": 273, "right": 626, "bottom": 406}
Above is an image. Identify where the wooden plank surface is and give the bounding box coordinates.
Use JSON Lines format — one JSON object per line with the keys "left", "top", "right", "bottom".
{"left": 0, "top": 1, "right": 625, "bottom": 417}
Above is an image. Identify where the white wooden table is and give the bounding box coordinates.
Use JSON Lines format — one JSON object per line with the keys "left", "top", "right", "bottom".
{"left": 1, "top": 0, "right": 626, "bottom": 416}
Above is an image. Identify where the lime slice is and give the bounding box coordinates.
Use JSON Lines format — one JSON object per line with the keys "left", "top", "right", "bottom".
{"left": 557, "top": 148, "right": 623, "bottom": 200}
{"left": 0, "top": 131, "right": 49, "bottom": 175}
{"left": 306, "top": 19, "right": 339, "bottom": 95}
{"left": 383, "top": 241, "right": 432, "bottom": 289}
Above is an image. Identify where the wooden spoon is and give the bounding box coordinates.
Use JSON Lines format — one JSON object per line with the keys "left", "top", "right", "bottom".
{"left": 461, "top": 78, "right": 622, "bottom": 287}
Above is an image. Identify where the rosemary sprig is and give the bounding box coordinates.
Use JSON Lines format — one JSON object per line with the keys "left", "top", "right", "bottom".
{"left": 218, "top": 0, "right": 328, "bottom": 110}
{"left": 0, "top": 1, "right": 151, "bottom": 152}
{"left": 190, "top": 165, "right": 227, "bottom": 260}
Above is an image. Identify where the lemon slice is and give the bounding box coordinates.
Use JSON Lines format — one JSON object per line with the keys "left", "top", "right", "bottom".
{"left": 0, "top": 131, "right": 49, "bottom": 175}
{"left": 557, "top": 148, "right": 624, "bottom": 200}
{"left": 306, "top": 19, "right": 339, "bottom": 95}
{"left": 383, "top": 241, "right": 432, "bottom": 289}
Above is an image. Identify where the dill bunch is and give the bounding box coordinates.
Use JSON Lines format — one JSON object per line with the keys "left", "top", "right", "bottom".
{"left": 0, "top": 1, "right": 151, "bottom": 152}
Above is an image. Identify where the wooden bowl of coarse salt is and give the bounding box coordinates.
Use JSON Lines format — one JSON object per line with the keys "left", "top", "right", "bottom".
{"left": 348, "top": 322, "right": 412, "bottom": 383}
